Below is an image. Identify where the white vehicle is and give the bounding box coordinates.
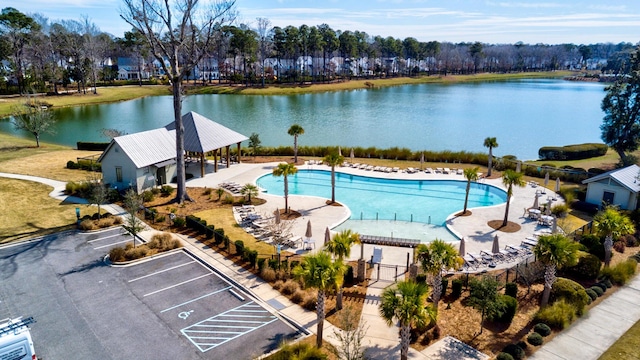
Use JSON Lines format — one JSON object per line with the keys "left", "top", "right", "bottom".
{"left": 0, "top": 317, "right": 36, "bottom": 360}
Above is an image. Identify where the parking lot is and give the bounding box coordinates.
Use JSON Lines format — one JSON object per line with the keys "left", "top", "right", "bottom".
{"left": 0, "top": 228, "right": 300, "bottom": 359}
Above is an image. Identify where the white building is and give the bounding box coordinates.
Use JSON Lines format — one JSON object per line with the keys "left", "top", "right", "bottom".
{"left": 582, "top": 165, "right": 640, "bottom": 210}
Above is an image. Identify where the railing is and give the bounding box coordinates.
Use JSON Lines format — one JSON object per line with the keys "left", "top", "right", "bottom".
{"left": 356, "top": 211, "right": 433, "bottom": 224}
{"left": 360, "top": 234, "right": 421, "bottom": 248}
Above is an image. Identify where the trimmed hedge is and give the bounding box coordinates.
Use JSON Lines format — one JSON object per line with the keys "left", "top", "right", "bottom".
{"left": 550, "top": 278, "right": 590, "bottom": 315}
{"left": 497, "top": 353, "right": 514, "bottom": 360}
{"left": 527, "top": 332, "right": 544, "bottom": 346}
{"left": 77, "top": 141, "right": 109, "bottom": 151}
{"left": 590, "top": 285, "right": 604, "bottom": 297}
{"left": 451, "top": 279, "right": 464, "bottom": 299}
{"left": 492, "top": 295, "right": 517, "bottom": 324}
{"left": 502, "top": 344, "right": 525, "bottom": 360}
{"left": 538, "top": 143, "right": 608, "bottom": 161}
{"left": 565, "top": 251, "right": 601, "bottom": 280}
{"left": 505, "top": 282, "right": 518, "bottom": 298}
{"left": 534, "top": 323, "right": 552, "bottom": 337}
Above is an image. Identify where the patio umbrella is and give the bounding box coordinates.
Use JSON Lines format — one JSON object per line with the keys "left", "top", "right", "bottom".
{"left": 555, "top": 178, "right": 561, "bottom": 193}
{"left": 545, "top": 201, "right": 552, "bottom": 215}
{"left": 324, "top": 227, "right": 331, "bottom": 245}
{"left": 420, "top": 152, "right": 424, "bottom": 170}
{"left": 552, "top": 215, "right": 558, "bottom": 233}
{"left": 516, "top": 161, "right": 521, "bottom": 173}
{"left": 532, "top": 194, "right": 539, "bottom": 210}
{"left": 459, "top": 237, "right": 466, "bottom": 256}
{"left": 274, "top": 208, "right": 281, "bottom": 224}
{"left": 350, "top": 148, "right": 354, "bottom": 162}
{"left": 338, "top": 146, "right": 342, "bottom": 157}
{"left": 544, "top": 172, "right": 549, "bottom": 187}
{"left": 305, "top": 220, "right": 313, "bottom": 240}
{"left": 492, "top": 234, "right": 500, "bottom": 254}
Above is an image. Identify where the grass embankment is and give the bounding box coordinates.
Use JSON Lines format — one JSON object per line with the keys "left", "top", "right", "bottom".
{"left": 599, "top": 319, "right": 640, "bottom": 359}
{"left": 190, "top": 71, "right": 574, "bottom": 95}
{"left": 0, "top": 85, "right": 170, "bottom": 118}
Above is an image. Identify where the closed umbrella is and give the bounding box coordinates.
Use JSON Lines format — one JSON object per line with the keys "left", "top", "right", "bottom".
{"left": 274, "top": 208, "right": 281, "bottom": 224}
{"left": 545, "top": 201, "right": 552, "bottom": 215}
{"left": 338, "top": 146, "right": 342, "bottom": 157}
{"left": 552, "top": 215, "right": 558, "bottom": 233}
{"left": 305, "top": 220, "right": 313, "bottom": 240}
{"left": 555, "top": 178, "right": 561, "bottom": 193}
{"left": 350, "top": 148, "right": 354, "bottom": 162}
{"left": 516, "top": 161, "right": 521, "bottom": 173}
{"left": 532, "top": 194, "right": 539, "bottom": 210}
{"left": 492, "top": 234, "right": 500, "bottom": 254}
{"left": 459, "top": 237, "right": 466, "bottom": 256}
{"left": 420, "top": 152, "right": 424, "bottom": 170}
{"left": 324, "top": 227, "right": 331, "bottom": 245}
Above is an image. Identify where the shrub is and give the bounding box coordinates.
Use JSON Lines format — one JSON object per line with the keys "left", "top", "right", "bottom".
{"left": 272, "top": 280, "right": 284, "bottom": 291}
{"left": 141, "top": 190, "right": 155, "bottom": 202}
{"left": 109, "top": 247, "right": 126, "bottom": 262}
{"left": 160, "top": 185, "right": 175, "bottom": 196}
{"left": 502, "top": 343, "right": 525, "bottom": 360}
{"left": 281, "top": 280, "right": 300, "bottom": 295}
{"left": 290, "top": 289, "right": 306, "bottom": 304}
{"left": 550, "top": 278, "right": 590, "bottom": 315}
{"left": 534, "top": 323, "right": 552, "bottom": 337}
{"left": 535, "top": 299, "right": 576, "bottom": 329}
{"left": 222, "top": 195, "right": 234, "bottom": 204}
{"left": 441, "top": 278, "right": 449, "bottom": 296}
{"left": 301, "top": 293, "right": 317, "bottom": 311}
{"left": 203, "top": 188, "right": 212, "bottom": 195}
{"left": 603, "top": 278, "right": 613, "bottom": 288}
{"left": 147, "top": 233, "right": 181, "bottom": 251}
{"left": 234, "top": 240, "right": 244, "bottom": 256}
{"left": 260, "top": 267, "right": 276, "bottom": 282}
{"left": 505, "top": 282, "right": 518, "bottom": 298}
{"left": 594, "top": 282, "right": 607, "bottom": 293}
{"left": 66, "top": 160, "right": 77, "bottom": 169}
{"left": 565, "top": 251, "right": 601, "bottom": 280}
{"left": 344, "top": 265, "right": 354, "bottom": 287}
{"left": 124, "top": 246, "right": 148, "bottom": 261}
{"left": 79, "top": 219, "right": 98, "bottom": 231}
{"left": 268, "top": 259, "right": 279, "bottom": 270}
{"left": 451, "top": 279, "right": 464, "bottom": 298}
{"left": 269, "top": 342, "right": 327, "bottom": 360}
{"left": 630, "top": 252, "right": 640, "bottom": 263}
{"left": 613, "top": 240, "right": 626, "bottom": 253}
{"left": 248, "top": 250, "right": 258, "bottom": 268}
{"left": 257, "top": 258, "right": 266, "bottom": 272}
{"left": 552, "top": 203, "right": 568, "bottom": 217}
{"left": 496, "top": 353, "right": 514, "bottom": 360}
{"left": 601, "top": 259, "right": 638, "bottom": 285}
{"left": 494, "top": 295, "right": 517, "bottom": 324}
{"left": 527, "top": 332, "right": 544, "bottom": 346}
{"left": 590, "top": 285, "right": 604, "bottom": 297}
{"left": 580, "top": 234, "right": 605, "bottom": 260}
{"left": 623, "top": 234, "right": 639, "bottom": 247}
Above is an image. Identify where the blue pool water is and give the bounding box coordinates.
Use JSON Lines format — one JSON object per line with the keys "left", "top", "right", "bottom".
{"left": 256, "top": 170, "right": 507, "bottom": 227}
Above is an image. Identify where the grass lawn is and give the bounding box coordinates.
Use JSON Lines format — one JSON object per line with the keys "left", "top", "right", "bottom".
{"left": 0, "top": 178, "right": 95, "bottom": 244}
{"left": 599, "top": 319, "right": 640, "bottom": 360}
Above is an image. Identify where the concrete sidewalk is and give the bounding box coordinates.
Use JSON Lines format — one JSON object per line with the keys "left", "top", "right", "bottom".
{"left": 529, "top": 274, "right": 640, "bottom": 360}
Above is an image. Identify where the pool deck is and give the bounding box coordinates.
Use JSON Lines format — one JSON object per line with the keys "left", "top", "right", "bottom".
{"left": 185, "top": 160, "right": 563, "bottom": 269}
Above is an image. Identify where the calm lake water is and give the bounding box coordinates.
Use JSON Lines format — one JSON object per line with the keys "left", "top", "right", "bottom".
{"left": 0, "top": 79, "right": 606, "bottom": 160}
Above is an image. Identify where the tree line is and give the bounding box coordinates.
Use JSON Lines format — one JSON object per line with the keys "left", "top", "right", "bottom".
{"left": 1, "top": 6, "right": 639, "bottom": 95}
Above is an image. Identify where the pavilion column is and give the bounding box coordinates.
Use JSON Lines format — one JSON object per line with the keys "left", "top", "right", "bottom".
{"left": 200, "top": 152, "right": 205, "bottom": 178}
{"left": 237, "top": 142, "right": 241, "bottom": 164}
{"left": 226, "top": 145, "right": 231, "bottom": 168}
{"left": 213, "top": 149, "right": 218, "bottom": 173}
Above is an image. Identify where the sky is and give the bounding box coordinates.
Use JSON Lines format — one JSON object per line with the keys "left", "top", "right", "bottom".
{"left": 4, "top": 0, "right": 640, "bottom": 45}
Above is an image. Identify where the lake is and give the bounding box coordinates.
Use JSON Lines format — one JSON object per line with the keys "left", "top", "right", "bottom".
{"left": 0, "top": 79, "right": 606, "bottom": 160}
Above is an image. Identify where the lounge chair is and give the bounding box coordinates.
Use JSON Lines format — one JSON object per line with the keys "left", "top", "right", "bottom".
{"left": 435, "top": 167, "right": 443, "bottom": 173}
{"left": 456, "top": 168, "right": 463, "bottom": 175}
{"left": 443, "top": 168, "right": 451, "bottom": 174}
{"left": 406, "top": 167, "right": 416, "bottom": 174}
{"left": 372, "top": 247, "right": 383, "bottom": 263}
{"left": 392, "top": 167, "right": 400, "bottom": 172}
{"left": 425, "top": 168, "right": 433, "bottom": 173}
{"left": 463, "top": 255, "right": 479, "bottom": 269}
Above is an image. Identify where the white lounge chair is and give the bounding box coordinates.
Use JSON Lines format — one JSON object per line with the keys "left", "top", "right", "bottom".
{"left": 425, "top": 168, "right": 433, "bottom": 173}
{"left": 372, "top": 247, "right": 383, "bottom": 263}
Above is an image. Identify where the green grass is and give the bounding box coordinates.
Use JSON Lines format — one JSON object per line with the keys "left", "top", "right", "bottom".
{"left": 599, "top": 319, "right": 640, "bottom": 360}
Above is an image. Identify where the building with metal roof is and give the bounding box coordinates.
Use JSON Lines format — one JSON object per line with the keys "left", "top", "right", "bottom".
{"left": 98, "top": 112, "right": 248, "bottom": 193}
{"left": 582, "top": 164, "right": 640, "bottom": 210}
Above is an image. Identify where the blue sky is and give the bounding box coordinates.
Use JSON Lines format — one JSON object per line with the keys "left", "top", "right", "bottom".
{"left": 4, "top": 0, "right": 640, "bottom": 44}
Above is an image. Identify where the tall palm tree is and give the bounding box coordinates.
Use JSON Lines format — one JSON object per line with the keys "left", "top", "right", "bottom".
{"left": 323, "top": 152, "right": 345, "bottom": 203}
{"left": 501, "top": 169, "right": 526, "bottom": 227}
{"left": 324, "top": 229, "right": 360, "bottom": 310}
{"left": 483, "top": 137, "right": 498, "bottom": 177}
{"left": 288, "top": 124, "right": 305, "bottom": 163}
{"left": 272, "top": 162, "right": 298, "bottom": 213}
{"left": 293, "top": 251, "right": 343, "bottom": 348}
{"left": 593, "top": 206, "right": 635, "bottom": 267}
{"left": 379, "top": 280, "right": 429, "bottom": 360}
{"left": 462, "top": 167, "right": 480, "bottom": 214}
{"left": 416, "top": 240, "right": 462, "bottom": 310}
{"left": 533, "top": 234, "right": 580, "bottom": 306}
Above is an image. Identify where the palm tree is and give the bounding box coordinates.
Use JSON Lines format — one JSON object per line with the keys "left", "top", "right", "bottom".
{"left": 501, "top": 169, "right": 526, "bottom": 227}
{"left": 293, "top": 251, "right": 344, "bottom": 348}
{"left": 593, "top": 206, "right": 635, "bottom": 267}
{"left": 323, "top": 152, "right": 345, "bottom": 203}
{"left": 324, "top": 229, "right": 360, "bottom": 310}
{"left": 416, "top": 240, "right": 462, "bottom": 310}
{"left": 240, "top": 183, "right": 258, "bottom": 203}
{"left": 462, "top": 167, "right": 479, "bottom": 214}
{"left": 288, "top": 124, "right": 305, "bottom": 163}
{"left": 533, "top": 234, "right": 580, "bottom": 306}
{"left": 272, "top": 162, "right": 298, "bottom": 213}
{"left": 483, "top": 137, "right": 498, "bottom": 177}
{"left": 379, "top": 280, "right": 429, "bottom": 360}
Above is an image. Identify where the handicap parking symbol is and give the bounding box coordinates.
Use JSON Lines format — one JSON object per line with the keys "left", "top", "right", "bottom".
{"left": 178, "top": 310, "right": 194, "bottom": 320}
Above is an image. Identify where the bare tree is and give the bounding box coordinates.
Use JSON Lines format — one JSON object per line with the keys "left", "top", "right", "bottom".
{"left": 254, "top": 17, "right": 271, "bottom": 87}
{"left": 122, "top": 188, "right": 145, "bottom": 248}
{"left": 332, "top": 306, "right": 368, "bottom": 360}
{"left": 11, "top": 97, "right": 56, "bottom": 147}
{"left": 120, "top": 0, "right": 236, "bottom": 203}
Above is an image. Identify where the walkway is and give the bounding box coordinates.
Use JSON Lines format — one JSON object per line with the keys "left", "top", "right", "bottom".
{"left": 529, "top": 274, "right": 640, "bottom": 360}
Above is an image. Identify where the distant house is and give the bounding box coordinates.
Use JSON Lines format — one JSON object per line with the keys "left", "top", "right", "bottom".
{"left": 117, "top": 57, "right": 150, "bottom": 81}
{"left": 582, "top": 165, "right": 640, "bottom": 210}
{"left": 98, "top": 112, "right": 248, "bottom": 193}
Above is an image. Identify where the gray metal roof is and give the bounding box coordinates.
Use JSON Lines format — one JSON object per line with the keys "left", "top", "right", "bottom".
{"left": 108, "top": 128, "right": 177, "bottom": 168}
{"left": 583, "top": 164, "right": 640, "bottom": 193}
{"left": 165, "top": 111, "right": 249, "bottom": 153}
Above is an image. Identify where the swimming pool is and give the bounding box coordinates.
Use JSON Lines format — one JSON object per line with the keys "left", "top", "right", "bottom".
{"left": 256, "top": 170, "right": 507, "bottom": 230}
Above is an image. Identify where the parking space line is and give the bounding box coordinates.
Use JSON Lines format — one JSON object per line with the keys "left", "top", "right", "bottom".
{"left": 160, "top": 286, "right": 232, "bottom": 313}
{"left": 143, "top": 273, "right": 213, "bottom": 297}
{"left": 128, "top": 261, "right": 197, "bottom": 283}
{"left": 93, "top": 239, "right": 133, "bottom": 250}
{"left": 87, "top": 233, "right": 125, "bottom": 243}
